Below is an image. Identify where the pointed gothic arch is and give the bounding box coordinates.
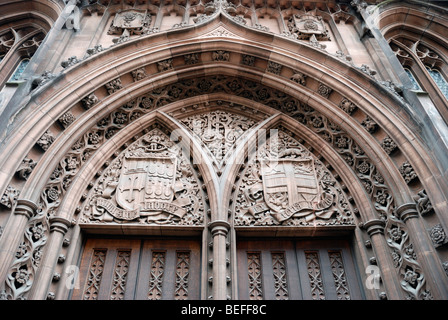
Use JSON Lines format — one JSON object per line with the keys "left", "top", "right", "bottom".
{"left": 0, "top": 7, "right": 448, "bottom": 300}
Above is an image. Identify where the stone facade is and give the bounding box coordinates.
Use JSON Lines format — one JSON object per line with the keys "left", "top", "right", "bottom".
{"left": 0, "top": 0, "right": 448, "bottom": 300}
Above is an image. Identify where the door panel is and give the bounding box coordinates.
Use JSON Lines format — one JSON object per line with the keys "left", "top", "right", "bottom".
{"left": 237, "top": 238, "right": 364, "bottom": 300}
{"left": 72, "top": 238, "right": 200, "bottom": 300}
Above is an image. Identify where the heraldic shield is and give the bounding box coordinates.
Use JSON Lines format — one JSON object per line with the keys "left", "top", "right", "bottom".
{"left": 117, "top": 155, "right": 177, "bottom": 212}
{"left": 261, "top": 158, "right": 332, "bottom": 222}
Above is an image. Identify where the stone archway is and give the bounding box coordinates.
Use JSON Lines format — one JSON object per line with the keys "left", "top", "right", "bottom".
{"left": 0, "top": 14, "right": 447, "bottom": 300}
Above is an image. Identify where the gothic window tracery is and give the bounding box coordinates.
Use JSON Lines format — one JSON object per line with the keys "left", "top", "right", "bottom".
{"left": 425, "top": 66, "right": 448, "bottom": 100}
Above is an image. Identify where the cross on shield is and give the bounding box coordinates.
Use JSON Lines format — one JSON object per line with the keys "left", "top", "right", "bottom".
{"left": 117, "top": 155, "right": 177, "bottom": 212}
{"left": 260, "top": 158, "right": 321, "bottom": 222}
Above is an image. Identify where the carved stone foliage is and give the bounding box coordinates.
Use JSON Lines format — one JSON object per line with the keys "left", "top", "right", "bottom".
{"left": 81, "top": 128, "right": 205, "bottom": 225}
{"left": 385, "top": 214, "right": 430, "bottom": 299}
{"left": 234, "top": 130, "right": 354, "bottom": 227}
{"left": 36, "top": 131, "right": 55, "bottom": 151}
{"left": 0, "top": 185, "right": 20, "bottom": 209}
{"left": 180, "top": 109, "right": 258, "bottom": 167}
{"left": 1, "top": 210, "right": 48, "bottom": 300}
{"left": 399, "top": 161, "right": 418, "bottom": 184}
{"left": 287, "top": 13, "right": 330, "bottom": 41}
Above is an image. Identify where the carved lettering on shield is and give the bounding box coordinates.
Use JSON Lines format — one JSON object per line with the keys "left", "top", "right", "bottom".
{"left": 97, "top": 154, "right": 187, "bottom": 221}
{"left": 259, "top": 158, "right": 333, "bottom": 222}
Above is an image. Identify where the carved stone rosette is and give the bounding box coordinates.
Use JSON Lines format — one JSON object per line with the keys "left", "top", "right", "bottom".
{"left": 80, "top": 127, "right": 205, "bottom": 225}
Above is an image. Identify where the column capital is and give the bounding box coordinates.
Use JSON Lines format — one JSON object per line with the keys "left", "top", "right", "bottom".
{"left": 395, "top": 203, "right": 419, "bottom": 222}
{"left": 363, "top": 218, "right": 386, "bottom": 236}
{"left": 49, "top": 216, "right": 71, "bottom": 234}
{"left": 208, "top": 220, "right": 230, "bottom": 237}
{"left": 14, "top": 199, "right": 39, "bottom": 219}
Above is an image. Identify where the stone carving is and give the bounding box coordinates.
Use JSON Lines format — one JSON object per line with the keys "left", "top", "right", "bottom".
{"left": 16, "top": 157, "right": 37, "bottom": 180}
{"left": 234, "top": 130, "right": 354, "bottom": 226}
{"left": 290, "top": 72, "right": 307, "bottom": 86}
{"left": 105, "top": 78, "right": 123, "bottom": 95}
{"left": 61, "top": 56, "right": 80, "bottom": 69}
{"left": 108, "top": 9, "right": 152, "bottom": 36}
{"left": 131, "top": 68, "right": 147, "bottom": 82}
{"left": 338, "top": 98, "right": 357, "bottom": 115}
{"left": 429, "top": 224, "right": 447, "bottom": 248}
{"left": 381, "top": 136, "right": 398, "bottom": 155}
{"left": 36, "top": 130, "right": 55, "bottom": 151}
{"left": 157, "top": 59, "right": 173, "bottom": 72}
{"left": 81, "top": 93, "right": 99, "bottom": 109}
{"left": 0, "top": 185, "right": 20, "bottom": 208}
{"left": 212, "top": 50, "right": 230, "bottom": 62}
{"left": 309, "top": 34, "right": 327, "bottom": 50}
{"left": 58, "top": 112, "right": 76, "bottom": 128}
{"left": 386, "top": 212, "right": 429, "bottom": 299}
{"left": 81, "top": 128, "right": 204, "bottom": 225}
{"left": 399, "top": 161, "right": 417, "bottom": 184}
{"left": 180, "top": 110, "right": 258, "bottom": 167}
{"left": 413, "top": 190, "right": 433, "bottom": 216}
{"left": 32, "top": 71, "right": 57, "bottom": 90}
{"left": 317, "top": 82, "right": 332, "bottom": 98}
{"left": 287, "top": 13, "right": 330, "bottom": 41}
{"left": 2, "top": 210, "right": 48, "bottom": 300}
{"left": 266, "top": 61, "right": 282, "bottom": 75}
{"left": 242, "top": 54, "right": 255, "bottom": 67}
{"left": 85, "top": 44, "right": 104, "bottom": 58}
{"left": 361, "top": 116, "right": 378, "bottom": 133}
{"left": 184, "top": 53, "right": 199, "bottom": 65}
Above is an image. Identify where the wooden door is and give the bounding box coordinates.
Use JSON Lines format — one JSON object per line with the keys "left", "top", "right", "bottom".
{"left": 237, "top": 238, "right": 364, "bottom": 300}
{"left": 72, "top": 238, "right": 201, "bottom": 300}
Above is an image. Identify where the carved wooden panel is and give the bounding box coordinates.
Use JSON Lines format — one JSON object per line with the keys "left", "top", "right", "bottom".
{"left": 72, "top": 238, "right": 200, "bottom": 300}
{"left": 237, "top": 239, "right": 363, "bottom": 300}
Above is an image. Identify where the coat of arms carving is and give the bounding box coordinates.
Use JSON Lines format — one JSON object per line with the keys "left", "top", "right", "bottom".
{"left": 81, "top": 128, "right": 204, "bottom": 225}
{"left": 287, "top": 13, "right": 330, "bottom": 41}
{"left": 234, "top": 130, "right": 353, "bottom": 226}
{"left": 107, "top": 9, "right": 152, "bottom": 36}
{"left": 259, "top": 158, "right": 333, "bottom": 223}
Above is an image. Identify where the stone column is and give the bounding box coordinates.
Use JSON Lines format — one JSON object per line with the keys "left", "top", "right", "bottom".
{"left": 29, "top": 216, "right": 72, "bottom": 300}
{"left": 363, "top": 218, "right": 404, "bottom": 299}
{"left": 0, "top": 199, "right": 38, "bottom": 286}
{"left": 395, "top": 203, "right": 448, "bottom": 299}
{"left": 208, "top": 220, "right": 230, "bottom": 300}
